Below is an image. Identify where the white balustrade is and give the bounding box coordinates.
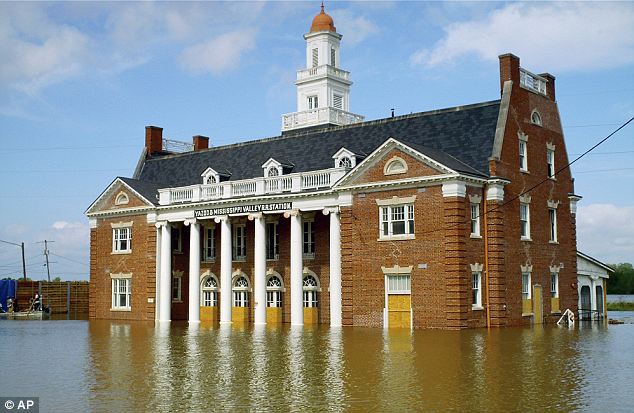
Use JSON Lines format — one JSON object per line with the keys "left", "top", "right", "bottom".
{"left": 297, "top": 65, "right": 350, "bottom": 82}
{"left": 519, "top": 68, "right": 547, "bottom": 96}
{"left": 281, "top": 107, "right": 364, "bottom": 131}
{"left": 158, "top": 168, "right": 349, "bottom": 205}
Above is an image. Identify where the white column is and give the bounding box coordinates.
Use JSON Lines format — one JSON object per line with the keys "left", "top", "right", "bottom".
{"left": 158, "top": 222, "right": 172, "bottom": 322}
{"left": 186, "top": 219, "right": 201, "bottom": 323}
{"left": 155, "top": 224, "right": 162, "bottom": 321}
{"left": 217, "top": 216, "right": 232, "bottom": 324}
{"left": 250, "top": 213, "right": 266, "bottom": 325}
{"left": 324, "top": 207, "right": 342, "bottom": 327}
{"left": 590, "top": 277, "right": 597, "bottom": 320}
{"left": 286, "top": 209, "right": 303, "bottom": 326}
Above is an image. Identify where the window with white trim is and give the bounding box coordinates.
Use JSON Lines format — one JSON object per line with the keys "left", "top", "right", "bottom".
{"left": 233, "top": 224, "right": 246, "bottom": 261}
{"left": 547, "top": 148, "right": 555, "bottom": 178}
{"left": 549, "top": 208, "right": 557, "bottom": 242}
{"left": 303, "top": 274, "right": 319, "bottom": 308}
{"left": 205, "top": 175, "right": 217, "bottom": 184}
{"left": 112, "top": 227, "right": 131, "bottom": 253}
{"left": 115, "top": 192, "right": 129, "bottom": 205}
{"left": 203, "top": 226, "right": 215, "bottom": 261}
{"left": 266, "top": 275, "right": 283, "bottom": 307}
{"left": 551, "top": 273, "right": 559, "bottom": 298}
{"left": 380, "top": 204, "right": 414, "bottom": 238}
{"left": 266, "top": 222, "right": 279, "bottom": 260}
{"left": 386, "top": 274, "right": 411, "bottom": 293}
{"left": 472, "top": 272, "right": 482, "bottom": 308}
{"left": 519, "top": 140, "right": 528, "bottom": 171}
{"left": 171, "top": 226, "right": 182, "bottom": 253}
{"left": 522, "top": 272, "right": 531, "bottom": 299}
{"left": 201, "top": 276, "right": 218, "bottom": 307}
{"left": 312, "top": 48, "right": 318, "bottom": 67}
{"left": 531, "top": 111, "right": 542, "bottom": 126}
{"left": 112, "top": 278, "right": 131, "bottom": 309}
{"left": 308, "top": 95, "right": 318, "bottom": 110}
{"left": 172, "top": 274, "right": 182, "bottom": 302}
{"left": 470, "top": 203, "right": 480, "bottom": 236}
{"left": 330, "top": 48, "right": 336, "bottom": 67}
{"left": 267, "top": 167, "right": 279, "bottom": 177}
{"left": 303, "top": 219, "right": 315, "bottom": 259}
{"left": 338, "top": 156, "right": 352, "bottom": 168}
{"left": 520, "top": 203, "right": 530, "bottom": 239}
{"left": 233, "top": 276, "right": 249, "bottom": 307}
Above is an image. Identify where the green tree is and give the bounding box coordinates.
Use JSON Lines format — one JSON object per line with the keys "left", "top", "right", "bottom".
{"left": 53, "top": 276, "right": 62, "bottom": 282}
{"left": 607, "top": 263, "right": 634, "bottom": 294}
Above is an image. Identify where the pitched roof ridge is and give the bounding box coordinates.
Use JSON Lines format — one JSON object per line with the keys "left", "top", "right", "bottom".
{"left": 143, "top": 99, "right": 501, "bottom": 163}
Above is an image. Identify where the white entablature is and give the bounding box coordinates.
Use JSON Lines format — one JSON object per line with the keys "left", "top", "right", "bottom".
{"left": 281, "top": 4, "right": 364, "bottom": 132}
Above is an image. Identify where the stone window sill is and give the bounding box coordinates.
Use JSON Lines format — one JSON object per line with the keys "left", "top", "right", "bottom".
{"left": 378, "top": 234, "right": 415, "bottom": 242}
{"left": 521, "top": 237, "right": 532, "bottom": 242}
{"left": 202, "top": 258, "right": 216, "bottom": 264}
{"left": 233, "top": 257, "right": 247, "bottom": 262}
{"left": 551, "top": 311, "right": 561, "bottom": 315}
{"left": 472, "top": 306, "right": 484, "bottom": 311}
{"left": 112, "top": 250, "right": 132, "bottom": 255}
{"left": 522, "top": 312, "right": 534, "bottom": 317}
{"left": 549, "top": 240, "right": 559, "bottom": 245}
{"left": 110, "top": 307, "right": 131, "bottom": 312}
{"left": 470, "top": 234, "right": 482, "bottom": 239}
{"left": 520, "top": 169, "right": 530, "bottom": 174}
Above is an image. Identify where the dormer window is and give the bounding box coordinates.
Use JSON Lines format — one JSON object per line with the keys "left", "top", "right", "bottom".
{"left": 338, "top": 156, "right": 352, "bottom": 168}
{"left": 531, "top": 110, "right": 542, "bottom": 126}
{"left": 332, "top": 147, "right": 357, "bottom": 169}
{"left": 261, "top": 158, "right": 290, "bottom": 178}
{"left": 201, "top": 167, "right": 221, "bottom": 185}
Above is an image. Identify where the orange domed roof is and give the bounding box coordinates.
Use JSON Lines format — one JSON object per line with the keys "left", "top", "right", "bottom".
{"left": 310, "top": 3, "right": 336, "bottom": 33}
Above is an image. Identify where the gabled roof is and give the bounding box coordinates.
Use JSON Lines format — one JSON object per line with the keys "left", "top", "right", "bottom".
{"left": 577, "top": 251, "right": 615, "bottom": 274}
{"left": 136, "top": 100, "right": 500, "bottom": 188}
{"left": 85, "top": 177, "right": 158, "bottom": 215}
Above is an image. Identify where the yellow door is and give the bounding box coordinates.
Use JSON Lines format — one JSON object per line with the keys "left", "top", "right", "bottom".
{"left": 533, "top": 285, "right": 543, "bottom": 324}
{"left": 388, "top": 294, "right": 411, "bottom": 329}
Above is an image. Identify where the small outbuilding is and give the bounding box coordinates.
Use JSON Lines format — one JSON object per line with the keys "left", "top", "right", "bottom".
{"left": 577, "top": 251, "right": 613, "bottom": 320}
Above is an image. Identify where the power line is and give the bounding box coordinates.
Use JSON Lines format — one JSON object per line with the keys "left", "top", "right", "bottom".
{"left": 574, "top": 167, "right": 634, "bottom": 174}
{"left": 0, "top": 144, "right": 137, "bottom": 153}
{"left": 49, "top": 253, "right": 89, "bottom": 267}
{"left": 568, "top": 150, "right": 634, "bottom": 156}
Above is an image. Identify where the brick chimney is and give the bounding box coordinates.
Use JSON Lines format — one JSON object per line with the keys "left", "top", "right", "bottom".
{"left": 498, "top": 53, "right": 520, "bottom": 95}
{"left": 145, "top": 126, "right": 163, "bottom": 156}
{"left": 193, "top": 135, "right": 209, "bottom": 151}
{"left": 539, "top": 72, "right": 556, "bottom": 101}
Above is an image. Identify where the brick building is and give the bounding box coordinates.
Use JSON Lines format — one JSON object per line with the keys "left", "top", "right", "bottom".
{"left": 86, "top": 6, "right": 580, "bottom": 329}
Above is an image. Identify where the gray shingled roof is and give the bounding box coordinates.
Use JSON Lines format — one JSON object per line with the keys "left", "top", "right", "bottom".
{"left": 137, "top": 100, "right": 500, "bottom": 188}
{"left": 119, "top": 177, "right": 162, "bottom": 205}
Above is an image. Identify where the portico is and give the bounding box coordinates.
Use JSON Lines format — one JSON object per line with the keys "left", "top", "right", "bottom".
{"left": 153, "top": 204, "right": 343, "bottom": 327}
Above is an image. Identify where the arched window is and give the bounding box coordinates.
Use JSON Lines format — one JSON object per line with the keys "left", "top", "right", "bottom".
{"left": 268, "top": 167, "right": 279, "bottom": 177}
{"left": 338, "top": 156, "right": 352, "bottom": 168}
{"left": 303, "top": 274, "right": 319, "bottom": 308}
{"left": 384, "top": 156, "right": 408, "bottom": 175}
{"left": 266, "top": 275, "right": 283, "bottom": 308}
{"left": 201, "top": 275, "right": 218, "bottom": 307}
{"left": 206, "top": 175, "right": 217, "bottom": 185}
{"left": 531, "top": 110, "right": 542, "bottom": 126}
{"left": 233, "top": 276, "right": 250, "bottom": 307}
{"left": 115, "top": 192, "right": 129, "bottom": 206}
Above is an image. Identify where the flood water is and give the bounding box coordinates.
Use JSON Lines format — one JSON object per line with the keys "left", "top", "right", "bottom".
{"left": 1, "top": 314, "right": 633, "bottom": 412}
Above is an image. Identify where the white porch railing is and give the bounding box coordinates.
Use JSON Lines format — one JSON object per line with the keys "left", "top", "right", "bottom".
{"left": 158, "top": 167, "right": 348, "bottom": 205}
{"left": 296, "top": 65, "right": 350, "bottom": 82}
{"left": 281, "top": 107, "right": 364, "bottom": 132}
{"left": 519, "top": 68, "right": 547, "bottom": 96}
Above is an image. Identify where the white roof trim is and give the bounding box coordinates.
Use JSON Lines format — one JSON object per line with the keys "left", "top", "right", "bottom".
{"left": 333, "top": 137, "right": 458, "bottom": 189}
{"left": 332, "top": 147, "right": 356, "bottom": 159}
{"left": 85, "top": 178, "right": 154, "bottom": 215}
{"left": 577, "top": 251, "right": 614, "bottom": 274}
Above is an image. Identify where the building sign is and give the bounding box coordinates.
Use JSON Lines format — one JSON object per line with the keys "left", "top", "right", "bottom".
{"left": 194, "top": 202, "right": 292, "bottom": 218}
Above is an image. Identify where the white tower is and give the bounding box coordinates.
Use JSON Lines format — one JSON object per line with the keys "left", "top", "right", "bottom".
{"left": 281, "top": 3, "right": 364, "bottom": 132}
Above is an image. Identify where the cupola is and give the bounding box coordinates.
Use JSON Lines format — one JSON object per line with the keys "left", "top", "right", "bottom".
{"left": 310, "top": 3, "right": 336, "bottom": 33}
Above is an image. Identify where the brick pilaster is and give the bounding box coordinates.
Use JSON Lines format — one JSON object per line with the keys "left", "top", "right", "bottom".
{"left": 486, "top": 200, "right": 507, "bottom": 327}
{"left": 340, "top": 206, "right": 354, "bottom": 325}
{"left": 444, "top": 198, "right": 468, "bottom": 329}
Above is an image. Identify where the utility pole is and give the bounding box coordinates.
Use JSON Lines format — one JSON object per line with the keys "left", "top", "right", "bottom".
{"left": 0, "top": 239, "right": 27, "bottom": 280}
{"left": 37, "top": 240, "right": 54, "bottom": 282}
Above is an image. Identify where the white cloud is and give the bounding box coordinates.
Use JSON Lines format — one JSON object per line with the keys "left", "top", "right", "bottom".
{"left": 331, "top": 10, "right": 378, "bottom": 45}
{"left": 411, "top": 3, "right": 634, "bottom": 72}
{"left": 577, "top": 204, "right": 634, "bottom": 264}
{"left": 180, "top": 30, "right": 256, "bottom": 75}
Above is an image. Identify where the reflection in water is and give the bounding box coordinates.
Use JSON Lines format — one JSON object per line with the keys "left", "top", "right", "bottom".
{"left": 2, "top": 318, "right": 632, "bottom": 412}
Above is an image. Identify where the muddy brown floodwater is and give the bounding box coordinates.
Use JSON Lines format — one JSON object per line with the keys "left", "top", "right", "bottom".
{"left": 1, "top": 313, "right": 633, "bottom": 412}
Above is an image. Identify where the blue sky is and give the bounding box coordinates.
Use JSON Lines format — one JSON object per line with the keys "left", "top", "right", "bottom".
{"left": 1, "top": 1, "right": 633, "bottom": 280}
